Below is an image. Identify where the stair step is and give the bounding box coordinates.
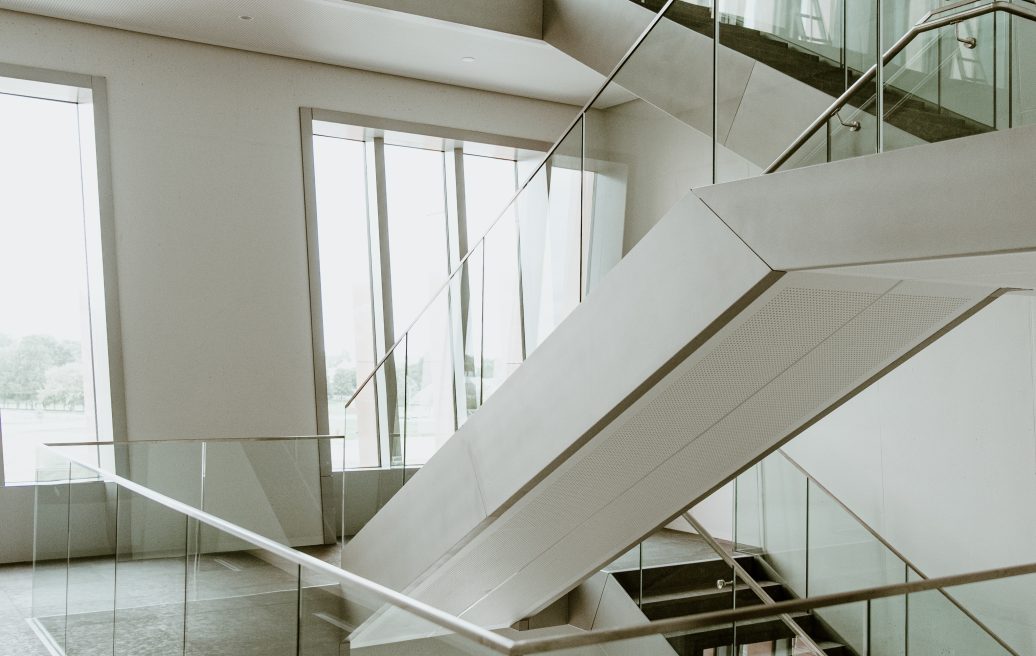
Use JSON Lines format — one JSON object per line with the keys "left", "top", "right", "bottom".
{"left": 884, "top": 106, "right": 992, "bottom": 142}
{"left": 641, "top": 579, "right": 780, "bottom": 605}
{"left": 642, "top": 580, "right": 789, "bottom": 620}
{"left": 665, "top": 611, "right": 809, "bottom": 648}
{"left": 815, "top": 641, "right": 853, "bottom": 656}
{"left": 612, "top": 555, "right": 764, "bottom": 598}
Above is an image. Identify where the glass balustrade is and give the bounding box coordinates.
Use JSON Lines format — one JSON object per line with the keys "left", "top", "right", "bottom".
{"left": 33, "top": 441, "right": 507, "bottom": 656}
{"left": 726, "top": 451, "right": 1017, "bottom": 655}
{"left": 33, "top": 440, "right": 1036, "bottom": 655}
{"left": 772, "top": 0, "right": 1036, "bottom": 170}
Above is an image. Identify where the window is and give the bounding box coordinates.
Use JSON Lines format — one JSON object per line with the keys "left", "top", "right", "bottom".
{"left": 0, "top": 69, "right": 120, "bottom": 484}
{"left": 304, "top": 114, "right": 529, "bottom": 470}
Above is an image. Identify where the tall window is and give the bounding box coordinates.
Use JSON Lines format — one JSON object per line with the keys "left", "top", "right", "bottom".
{"left": 0, "top": 73, "right": 116, "bottom": 483}
{"left": 308, "top": 120, "right": 523, "bottom": 469}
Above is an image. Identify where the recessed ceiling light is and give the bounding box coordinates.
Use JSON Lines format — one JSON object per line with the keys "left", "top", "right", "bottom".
{"left": 461, "top": 56, "right": 476, "bottom": 64}
{"left": 239, "top": 15, "right": 253, "bottom": 21}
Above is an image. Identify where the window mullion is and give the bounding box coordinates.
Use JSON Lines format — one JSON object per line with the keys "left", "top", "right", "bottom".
{"left": 365, "top": 137, "right": 400, "bottom": 468}
{"left": 444, "top": 148, "right": 467, "bottom": 430}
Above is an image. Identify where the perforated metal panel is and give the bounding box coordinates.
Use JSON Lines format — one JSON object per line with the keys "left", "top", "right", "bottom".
{"left": 402, "top": 274, "right": 989, "bottom": 626}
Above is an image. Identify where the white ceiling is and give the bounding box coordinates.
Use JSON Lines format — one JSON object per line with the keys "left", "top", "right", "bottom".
{"left": 0, "top": 0, "right": 624, "bottom": 106}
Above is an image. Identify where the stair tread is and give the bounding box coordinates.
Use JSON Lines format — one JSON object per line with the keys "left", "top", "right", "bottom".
{"left": 665, "top": 610, "right": 811, "bottom": 639}
{"left": 641, "top": 580, "right": 781, "bottom": 605}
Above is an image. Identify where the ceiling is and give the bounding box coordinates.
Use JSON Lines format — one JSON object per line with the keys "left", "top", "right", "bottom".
{"left": 0, "top": 0, "right": 622, "bottom": 106}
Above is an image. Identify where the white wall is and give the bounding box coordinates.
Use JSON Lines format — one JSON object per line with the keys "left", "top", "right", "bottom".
{"left": 0, "top": 9, "right": 573, "bottom": 442}
{"left": 0, "top": 9, "right": 577, "bottom": 563}
{"left": 785, "top": 293, "right": 1036, "bottom": 653}
{"left": 587, "top": 98, "right": 761, "bottom": 257}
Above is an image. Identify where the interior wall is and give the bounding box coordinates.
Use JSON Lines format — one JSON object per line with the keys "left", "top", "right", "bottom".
{"left": 0, "top": 9, "right": 576, "bottom": 564}
{"left": 785, "top": 293, "right": 1036, "bottom": 653}
{"left": 587, "top": 98, "right": 760, "bottom": 257}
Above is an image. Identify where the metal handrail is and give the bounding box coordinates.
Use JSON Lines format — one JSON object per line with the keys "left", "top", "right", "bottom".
{"left": 509, "top": 560, "right": 1036, "bottom": 654}
{"left": 776, "top": 449, "right": 1022, "bottom": 656}
{"left": 765, "top": 0, "right": 1036, "bottom": 173}
{"left": 44, "top": 443, "right": 1036, "bottom": 655}
{"left": 40, "top": 444, "right": 515, "bottom": 654}
{"left": 341, "top": 0, "right": 679, "bottom": 412}
{"left": 683, "top": 511, "right": 830, "bottom": 656}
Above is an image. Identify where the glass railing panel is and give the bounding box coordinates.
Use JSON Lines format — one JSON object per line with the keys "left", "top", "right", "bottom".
{"left": 768, "top": 19, "right": 881, "bottom": 170}
{"left": 512, "top": 569, "right": 1036, "bottom": 655}
{"left": 297, "top": 562, "right": 503, "bottom": 656}
{"left": 402, "top": 290, "right": 455, "bottom": 467}
{"left": 761, "top": 601, "right": 866, "bottom": 656}
{"left": 806, "top": 477, "right": 907, "bottom": 656}
{"left": 298, "top": 561, "right": 355, "bottom": 655}
{"left": 908, "top": 568, "right": 1020, "bottom": 655}
{"left": 478, "top": 215, "right": 523, "bottom": 402}
{"left": 880, "top": 17, "right": 997, "bottom": 154}
{"left": 384, "top": 335, "right": 407, "bottom": 468}
{"left": 1009, "top": 7, "right": 1036, "bottom": 127}
{"left": 64, "top": 460, "right": 116, "bottom": 655}
{"left": 745, "top": 456, "right": 808, "bottom": 596}
{"left": 458, "top": 241, "right": 485, "bottom": 422}
{"left": 589, "top": 600, "right": 870, "bottom": 656}
{"left": 732, "top": 450, "right": 1022, "bottom": 656}
{"left": 341, "top": 465, "right": 416, "bottom": 541}
{"left": 111, "top": 439, "right": 204, "bottom": 509}
{"left": 586, "top": 78, "right": 715, "bottom": 262}
{"left": 716, "top": 0, "right": 881, "bottom": 177}
{"left": 201, "top": 438, "right": 327, "bottom": 548}
{"left": 32, "top": 449, "right": 70, "bottom": 653}
{"left": 113, "top": 485, "right": 188, "bottom": 656}
{"left": 772, "top": 0, "right": 1036, "bottom": 169}
{"left": 715, "top": 0, "right": 798, "bottom": 182}
{"left": 734, "top": 455, "right": 912, "bottom": 652}
{"left": 184, "top": 520, "right": 301, "bottom": 656}
{"left": 608, "top": 2, "right": 713, "bottom": 143}
{"left": 734, "top": 463, "right": 763, "bottom": 556}
{"left": 343, "top": 371, "right": 380, "bottom": 470}
{"left": 597, "top": 1, "right": 719, "bottom": 187}
{"left": 942, "top": 8, "right": 995, "bottom": 127}
{"left": 829, "top": 94, "right": 881, "bottom": 162}
{"left": 774, "top": 117, "right": 832, "bottom": 171}
{"left": 516, "top": 120, "right": 582, "bottom": 354}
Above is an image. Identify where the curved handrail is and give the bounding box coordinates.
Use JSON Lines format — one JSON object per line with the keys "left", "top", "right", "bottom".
{"left": 765, "top": 0, "right": 1036, "bottom": 174}
{"left": 342, "top": 0, "right": 679, "bottom": 412}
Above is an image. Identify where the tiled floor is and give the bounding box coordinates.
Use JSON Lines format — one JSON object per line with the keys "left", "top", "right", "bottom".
{"left": 0, "top": 544, "right": 353, "bottom": 656}
{"left": 0, "top": 561, "right": 51, "bottom": 656}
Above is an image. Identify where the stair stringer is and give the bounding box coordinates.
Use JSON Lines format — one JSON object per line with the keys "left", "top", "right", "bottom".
{"left": 341, "top": 192, "right": 775, "bottom": 622}
{"left": 342, "top": 189, "right": 998, "bottom": 645}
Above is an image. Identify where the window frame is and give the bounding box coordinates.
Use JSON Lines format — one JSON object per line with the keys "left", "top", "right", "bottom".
{"left": 300, "top": 107, "right": 549, "bottom": 472}
{"left": 0, "top": 63, "right": 126, "bottom": 486}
